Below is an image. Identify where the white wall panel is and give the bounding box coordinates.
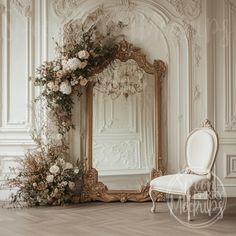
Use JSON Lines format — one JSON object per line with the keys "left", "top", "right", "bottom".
{"left": 213, "top": 0, "right": 236, "bottom": 196}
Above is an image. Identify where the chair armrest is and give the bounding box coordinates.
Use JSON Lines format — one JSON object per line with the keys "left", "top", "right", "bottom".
{"left": 179, "top": 168, "right": 213, "bottom": 180}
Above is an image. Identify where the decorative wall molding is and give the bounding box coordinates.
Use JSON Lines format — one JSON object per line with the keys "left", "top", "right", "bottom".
{"left": 182, "top": 20, "right": 196, "bottom": 39}
{"left": 224, "top": 0, "right": 236, "bottom": 131}
{"left": 10, "top": 0, "right": 32, "bottom": 17}
{"left": 0, "top": 138, "right": 35, "bottom": 146}
{"left": 220, "top": 138, "right": 236, "bottom": 145}
{"left": 182, "top": 19, "right": 202, "bottom": 67}
{"left": 110, "top": 0, "right": 136, "bottom": 24}
{"left": 51, "top": 0, "right": 137, "bottom": 25}
{"left": 0, "top": 154, "right": 23, "bottom": 194}
{"left": 225, "top": 154, "right": 236, "bottom": 178}
{"left": 194, "top": 42, "right": 201, "bottom": 67}
{"left": 93, "top": 140, "right": 140, "bottom": 172}
{"left": 0, "top": 153, "right": 24, "bottom": 161}
{"left": 166, "top": 0, "right": 202, "bottom": 20}
{"left": 193, "top": 84, "right": 201, "bottom": 101}
{"left": 50, "top": 0, "right": 202, "bottom": 22}
{"left": 170, "top": 23, "right": 182, "bottom": 41}
{"left": 0, "top": 0, "right": 34, "bottom": 132}
{"left": 51, "top": 0, "right": 81, "bottom": 18}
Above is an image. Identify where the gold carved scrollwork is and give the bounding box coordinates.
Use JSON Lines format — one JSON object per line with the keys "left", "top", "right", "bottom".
{"left": 153, "top": 60, "right": 167, "bottom": 79}
{"left": 78, "top": 40, "right": 167, "bottom": 203}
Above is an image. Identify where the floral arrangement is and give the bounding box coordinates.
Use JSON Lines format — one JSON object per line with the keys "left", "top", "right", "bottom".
{"left": 8, "top": 8, "right": 125, "bottom": 207}
{"left": 9, "top": 131, "right": 81, "bottom": 206}
{"left": 34, "top": 13, "right": 124, "bottom": 134}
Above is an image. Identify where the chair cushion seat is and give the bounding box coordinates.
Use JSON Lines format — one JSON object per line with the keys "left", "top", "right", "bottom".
{"left": 150, "top": 174, "right": 208, "bottom": 195}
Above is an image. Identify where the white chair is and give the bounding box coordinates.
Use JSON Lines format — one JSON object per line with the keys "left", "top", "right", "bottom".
{"left": 149, "top": 119, "right": 219, "bottom": 221}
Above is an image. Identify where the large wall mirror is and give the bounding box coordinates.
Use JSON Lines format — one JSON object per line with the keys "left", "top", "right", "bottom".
{"left": 81, "top": 40, "right": 167, "bottom": 202}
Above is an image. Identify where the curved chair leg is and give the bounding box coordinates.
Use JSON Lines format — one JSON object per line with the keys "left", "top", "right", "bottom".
{"left": 183, "top": 195, "right": 187, "bottom": 212}
{"left": 149, "top": 188, "right": 157, "bottom": 213}
{"left": 186, "top": 192, "right": 191, "bottom": 222}
{"left": 207, "top": 182, "right": 213, "bottom": 217}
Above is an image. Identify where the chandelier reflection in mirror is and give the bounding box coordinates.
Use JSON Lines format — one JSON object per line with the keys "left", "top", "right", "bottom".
{"left": 93, "top": 59, "right": 145, "bottom": 99}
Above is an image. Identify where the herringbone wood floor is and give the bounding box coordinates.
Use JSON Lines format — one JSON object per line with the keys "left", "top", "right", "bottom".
{"left": 0, "top": 199, "right": 235, "bottom": 236}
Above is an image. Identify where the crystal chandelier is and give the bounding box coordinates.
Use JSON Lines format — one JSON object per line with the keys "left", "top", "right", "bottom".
{"left": 93, "top": 59, "right": 145, "bottom": 99}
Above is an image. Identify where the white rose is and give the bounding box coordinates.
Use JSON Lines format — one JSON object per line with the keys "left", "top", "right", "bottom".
{"left": 52, "top": 101, "right": 59, "bottom": 108}
{"left": 58, "top": 158, "right": 65, "bottom": 165}
{"left": 49, "top": 165, "right": 60, "bottom": 175}
{"left": 52, "top": 84, "right": 59, "bottom": 92}
{"left": 61, "top": 181, "right": 68, "bottom": 187}
{"left": 78, "top": 50, "right": 90, "bottom": 60}
{"left": 61, "top": 59, "right": 67, "bottom": 66}
{"left": 33, "top": 182, "right": 37, "bottom": 188}
{"left": 35, "top": 73, "right": 42, "bottom": 79}
{"left": 78, "top": 60, "right": 87, "bottom": 69}
{"left": 53, "top": 65, "right": 61, "bottom": 71}
{"left": 46, "top": 175, "right": 54, "bottom": 183}
{"left": 64, "top": 162, "right": 73, "bottom": 170}
{"left": 62, "top": 64, "right": 70, "bottom": 71}
{"left": 59, "top": 81, "right": 72, "bottom": 95}
{"left": 74, "top": 168, "right": 79, "bottom": 174}
{"left": 47, "top": 81, "right": 54, "bottom": 90}
{"left": 68, "top": 181, "right": 75, "bottom": 190}
{"left": 47, "top": 196, "right": 52, "bottom": 201}
{"left": 37, "top": 196, "right": 42, "bottom": 202}
{"left": 71, "top": 79, "right": 79, "bottom": 86}
{"left": 79, "top": 76, "right": 88, "bottom": 86}
{"left": 64, "top": 58, "right": 81, "bottom": 71}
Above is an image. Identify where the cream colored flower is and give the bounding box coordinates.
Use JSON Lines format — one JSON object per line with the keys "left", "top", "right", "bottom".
{"left": 61, "top": 181, "right": 68, "bottom": 186}
{"left": 64, "top": 58, "right": 81, "bottom": 71}
{"left": 53, "top": 65, "right": 61, "bottom": 71}
{"left": 58, "top": 158, "right": 65, "bottom": 165}
{"left": 37, "top": 196, "right": 42, "bottom": 202}
{"left": 78, "top": 60, "right": 87, "bottom": 69}
{"left": 46, "top": 175, "right": 54, "bottom": 183}
{"left": 33, "top": 182, "right": 37, "bottom": 188}
{"left": 89, "top": 50, "right": 96, "bottom": 57}
{"left": 52, "top": 84, "right": 59, "bottom": 92}
{"left": 71, "top": 79, "right": 79, "bottom": 86}
{"left": 47, "top": 196, "right": 52, "bottom": 201}
{"left": 54, "top": 188, "right": 59, "bottom": 194}
{"left": 79, "top": 76, "right": 88, "bottom": 86}
{"left": 47, "top": 81, "right": 54, "bottom": 90}
{"left": 49, "top": 165, "right": 60, "bottom": 175}
{"left": 74, "top": 168, "right": 79, "bottom": 174}
{"left": 59, "top": 81, "right": 72, "bottom": 95}
{"left": 61, "top": 59, "right": 67, "bottom": 66}
{"left": 35, "top": 73, "right": 42, "bottom": 79}
{"left": 78, "top": 50, "right": 89, "bottom": 60}
{"left": 68, "top": 181, "right": 75, "bottom": 190}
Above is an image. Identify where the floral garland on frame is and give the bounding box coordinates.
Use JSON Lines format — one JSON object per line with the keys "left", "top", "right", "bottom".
{"left": 8, "top": 9, "right": 125, "bottom": 207}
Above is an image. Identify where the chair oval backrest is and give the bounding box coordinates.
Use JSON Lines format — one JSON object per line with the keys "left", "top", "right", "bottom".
{"left": 185, "top": 127, "right": 218, "bottom": 175}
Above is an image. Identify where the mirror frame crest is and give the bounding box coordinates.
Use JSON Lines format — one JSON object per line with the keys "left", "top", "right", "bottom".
{"left": 80, "top": 40, "right": 167, "bottom": 202}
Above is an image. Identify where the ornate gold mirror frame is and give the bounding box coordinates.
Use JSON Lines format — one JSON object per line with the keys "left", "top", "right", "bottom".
{"left": 80, "top": 40, "right": 167, "bottom": 202}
